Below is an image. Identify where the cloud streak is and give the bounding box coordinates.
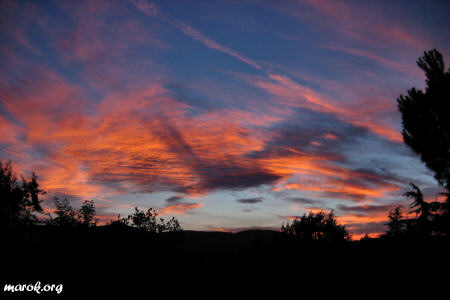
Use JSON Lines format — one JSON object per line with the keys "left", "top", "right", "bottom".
{"left": 174, "top": 21, "right": 262, "bottom": 70}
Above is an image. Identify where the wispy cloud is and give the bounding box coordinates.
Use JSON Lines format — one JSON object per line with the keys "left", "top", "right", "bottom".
{"left": 323, "top": 45, "right": 419, "bottom": 75}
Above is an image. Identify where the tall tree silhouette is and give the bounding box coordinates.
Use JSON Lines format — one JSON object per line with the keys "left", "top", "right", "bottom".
{"left": 0, "top": 160, "right": 45, "bottom": 228}
{"left": 397, "top": 49, "right": 450, "bottom": 190}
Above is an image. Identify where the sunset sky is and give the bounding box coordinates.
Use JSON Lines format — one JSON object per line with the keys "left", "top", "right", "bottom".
{"left": 1, "top": 0, "right": 449, "bottom": 238}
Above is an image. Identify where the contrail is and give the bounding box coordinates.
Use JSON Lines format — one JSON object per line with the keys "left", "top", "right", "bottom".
{"left": 132, "top": 0, "right": 262, "bottom": 70}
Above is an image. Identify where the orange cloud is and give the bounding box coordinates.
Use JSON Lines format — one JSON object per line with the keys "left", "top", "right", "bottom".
{"left": 338, "top": 212, "right": 388, "bottom": 225}
{"left": 159, "top": 202, "right": 203, "bottom": 215}
{"left": 324, "top": 133, "right": 338, "bottom": 140}
{"left": 210, "top": 227, "right": 229, "bottom": 232}
{"left": 2, "top": 66, "right": 400, "bottom": 206}
{"left": 351, "top": 232, "right": 382, "bottom": 240}
{"left": 0, "top": 65, "right": 285, "bottom": 198}
{"left": 339, "top": 212, "right": 388, "bottom": 240}
{"left": 261, "top": 150, "right": 401, "bottom": 201}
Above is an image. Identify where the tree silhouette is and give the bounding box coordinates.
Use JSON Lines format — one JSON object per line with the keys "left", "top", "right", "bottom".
{"left": 281, "top": 210, "right": 349, "bottom": 242}
{"left": 442, "top": 193, "right": 450, "bottom": 236}
{"left": 434, "top": 191, "right": 450, "bottom": 237}
{"left": 0, "top": 160, "right": 45, "bottom": 228}
{"left": 403, "top": 183, "right": 442, "bottom": 235}
{"left": 78, "top": 200, "right": 97, "bottom": 227}
{"left": 51, "top": 197, "right": 98, "bottom": 228}
{"left": 385, "top": 206, "right": 405, "bottom": 237}
{"left": 397, "top": 49, "right": 450, "bottom": 190}
{"left": 158, "top": 216, "right": 182, "bottom": 233}
{"left": 405, "top": 183, "right": 429, "bottom": 219}
{"left": 23, "top": 172, "right": 45, "bottom": 213}
{"left": 128, "top": 207, "right": 159, "bottom": 232}
{"left": 52, "top": 197, "right": 78, "bottom": 227}
{"left": 126, "top": 207, "right": 182, "bottom": 233}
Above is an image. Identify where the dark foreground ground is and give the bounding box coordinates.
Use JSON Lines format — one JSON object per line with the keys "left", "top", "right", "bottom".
{"left": 1, "top": 227, "right": 449, "bottom": 298}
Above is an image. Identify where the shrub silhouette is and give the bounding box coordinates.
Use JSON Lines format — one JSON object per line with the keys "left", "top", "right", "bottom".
{"left": 281, "top": 210, "right": 349, "bottom": 242}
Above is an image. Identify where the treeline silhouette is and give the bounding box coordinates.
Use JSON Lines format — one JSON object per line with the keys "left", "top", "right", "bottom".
{"left": 1, "top": 49, "right": 449, "bottom": 297}
{"left": 1, "top": 160, "right": 182, "bottom": 233}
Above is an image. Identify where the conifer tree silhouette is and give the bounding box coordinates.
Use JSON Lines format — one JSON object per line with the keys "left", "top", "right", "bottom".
{"left": 397, "top": 49, "right": 450, "bottom": 190}
{"left": 385, "top": 206, "right": 405, "bottom": 237}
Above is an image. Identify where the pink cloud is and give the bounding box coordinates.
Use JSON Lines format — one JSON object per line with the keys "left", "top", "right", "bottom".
{"left": 130, "top": 0, "right": 159, "bottom": 17}
{"left": 296, "top": 0, "right": 429, "bottom": 51}
{"left": 245, "top": 73, "right": 402, "bottom": 142}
